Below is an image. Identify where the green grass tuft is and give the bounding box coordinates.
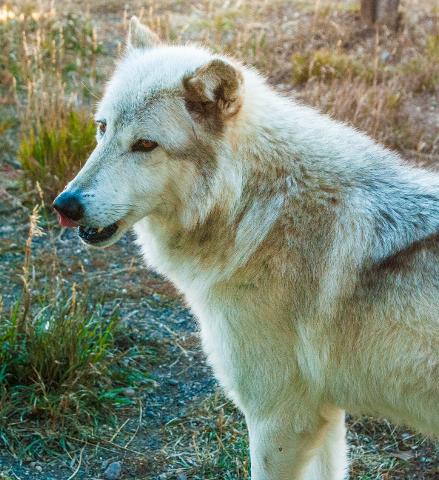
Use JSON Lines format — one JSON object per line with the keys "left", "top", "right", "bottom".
{"left": 18, "top": 110, "right": 96, "bottom": 202}
{"left": 291, "top": 49, "right": 370, "bottom": 85}
{"left": 0, "top": 207, "right": 150, "bottom": 459}
{"left": 400, "top": 34, "right": 439, "bottom": 93}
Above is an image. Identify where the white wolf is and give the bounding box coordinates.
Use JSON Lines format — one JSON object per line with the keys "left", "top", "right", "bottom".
{"left": 53, "top": 17, "right": 439, "bottom": 480}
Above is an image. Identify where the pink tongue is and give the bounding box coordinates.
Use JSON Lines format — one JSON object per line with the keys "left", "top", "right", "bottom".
{"left": 57, "top": 212, "right": 79, "bottom": 228}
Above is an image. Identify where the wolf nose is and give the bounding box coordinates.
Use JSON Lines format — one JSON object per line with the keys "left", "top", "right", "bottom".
{"left": 52, "top": 191, "right": 84, "bottom": 222}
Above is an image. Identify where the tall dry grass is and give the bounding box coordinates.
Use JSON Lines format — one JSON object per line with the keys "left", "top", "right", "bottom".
{"left": 137, "top": 0, "right": 439, "bottom": 162}
{"left": 0, "top": 3, "right": 102, "bottom": 200}
{"left": 2, "top": 0, "right": 438, "bottom": 200}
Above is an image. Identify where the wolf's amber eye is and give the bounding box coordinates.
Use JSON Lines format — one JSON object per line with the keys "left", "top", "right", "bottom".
{"left": 96, "top": 120, "right": 106, "bottom": 135}
{"left": 131, "top": 139, "right": 158, "bottom": 152}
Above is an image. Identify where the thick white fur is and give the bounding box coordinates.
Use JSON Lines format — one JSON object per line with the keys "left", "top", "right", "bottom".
{"left": 61, "top": 18, "right": 439, "bottom": 479}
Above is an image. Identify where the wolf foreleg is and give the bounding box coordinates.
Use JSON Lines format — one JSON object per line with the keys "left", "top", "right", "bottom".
{"left": 247, "top": 406, "right": 347, "bottom": 480}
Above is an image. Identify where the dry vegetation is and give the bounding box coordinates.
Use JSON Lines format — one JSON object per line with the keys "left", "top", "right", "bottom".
{"left": 0, "top": 0, "right": 438, "bottom": 478}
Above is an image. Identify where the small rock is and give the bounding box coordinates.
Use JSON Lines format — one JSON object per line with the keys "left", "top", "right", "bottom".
{"left": 168, "top": 379, "right": 178, "bottom": 386}
{"left": 123, "top": 387, "right": 136, "bottom": 397}
{"left": 168, "top": 13, "right": 193, "bottom": 29}
{"left": 103, "top": 461, "right": 122, "bottom": 480}
{"left": 391, "top": 450, "right": 415, "bottom": 461}
{"left": 35, "top": 465, "right": 43, "bottom": 472}
{"left": 380, "top": 49, "right": 390, "bottom": 62}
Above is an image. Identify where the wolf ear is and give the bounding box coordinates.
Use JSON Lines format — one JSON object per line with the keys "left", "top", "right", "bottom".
{"left": 127, "top": 16, "right": 160, "bottom": 50}
{"left": 183, "top": 59, "right": 244, "bottom": 125}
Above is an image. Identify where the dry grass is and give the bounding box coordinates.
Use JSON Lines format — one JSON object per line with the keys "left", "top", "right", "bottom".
{"left": 164, "top": 392, "right": 250, "bottom": 480}
{"left": 150, "top": 392, "right": 439, "bottom": 479}
{"left": 2, "top": 0, "right": 438, "bottom": 196}
{"left": 0, "top": 3, "right": 102, "bottom": 200}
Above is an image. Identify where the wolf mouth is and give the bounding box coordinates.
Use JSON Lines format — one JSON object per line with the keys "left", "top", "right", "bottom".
{"left": 78, "top": 222, "right": 119, "bottom": 244}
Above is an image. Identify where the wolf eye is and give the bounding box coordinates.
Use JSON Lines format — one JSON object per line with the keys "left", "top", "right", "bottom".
{"left": 131, "top": 139, "right": 158, "bottom": 152}
{"left": 96, "top": 120, "right": 106, "bottom": 135}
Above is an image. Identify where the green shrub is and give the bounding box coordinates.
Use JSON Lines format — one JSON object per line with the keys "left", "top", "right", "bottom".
{"left": 291, "top": 49, "right": 369, "bottom": 85}
{"left": 400, "top": 35, "right": 439, "bottom": 93}
{"left": 18, "top": 110, "right": 96, "bottom": 201}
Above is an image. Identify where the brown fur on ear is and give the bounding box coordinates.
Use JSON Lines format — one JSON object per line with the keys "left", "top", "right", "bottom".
{"left": 183, "top": 59, "right": 244, "bottom": 131}
{"left": 127, "top": 16, "right": 161, "bottom": 50}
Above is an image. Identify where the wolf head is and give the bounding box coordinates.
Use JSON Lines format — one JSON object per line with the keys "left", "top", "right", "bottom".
{"left": 53, "top": 17, "right": 246, "bottom": 247}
